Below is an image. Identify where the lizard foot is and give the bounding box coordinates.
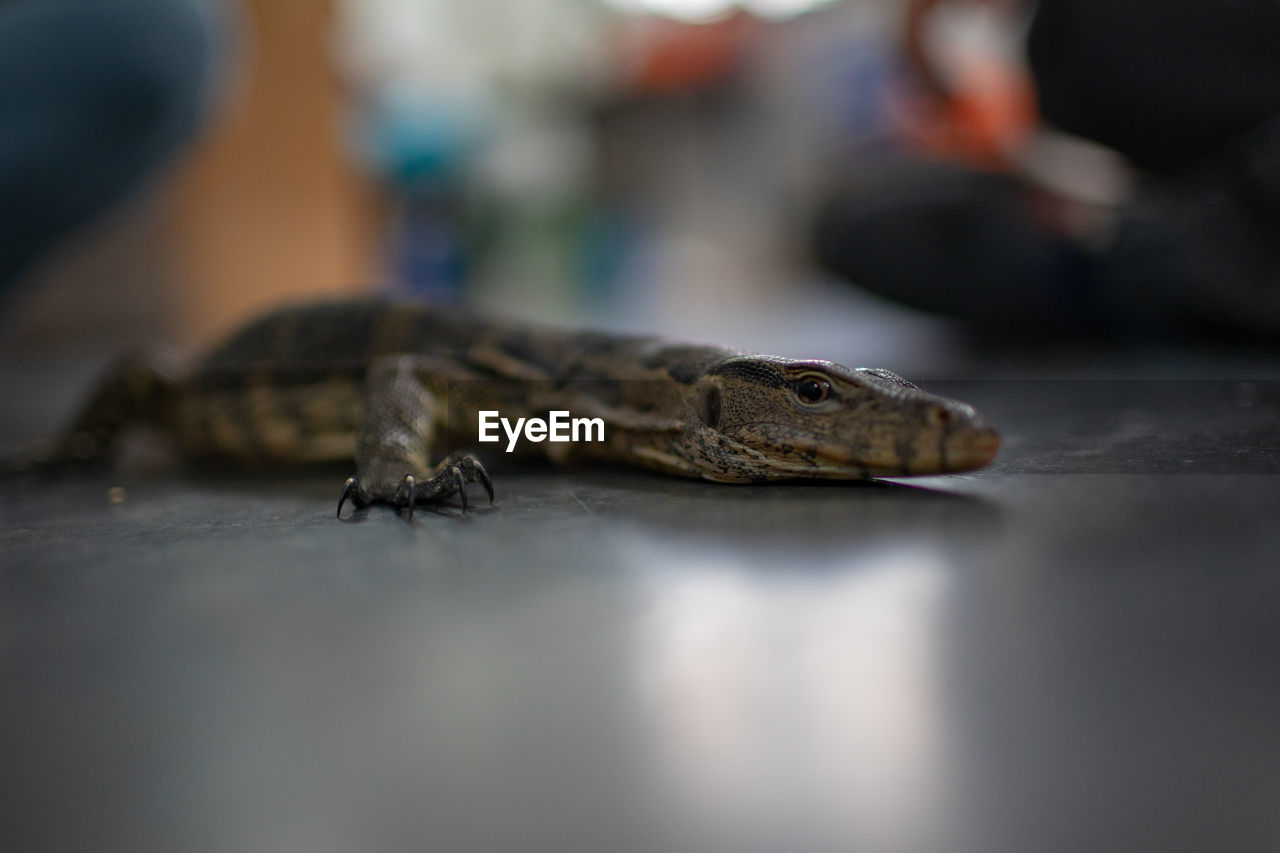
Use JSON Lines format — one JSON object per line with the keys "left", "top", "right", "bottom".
{"left": 404, "top": 454, "right": 494, "bottom": 516}
{"left": 335, "top": 455, "right": 494, "bottom": 520}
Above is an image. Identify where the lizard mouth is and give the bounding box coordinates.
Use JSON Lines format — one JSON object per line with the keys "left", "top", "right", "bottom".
{"left": 940, "top": 426, "right": 1000, "bottom": 473}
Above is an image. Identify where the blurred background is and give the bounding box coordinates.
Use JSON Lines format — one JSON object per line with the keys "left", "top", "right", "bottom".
{"left": 4, "top": 0, "right": 1276, "bottom": 363}
{"left": 0, "top": 0, "right": 1082, "bottom": 368}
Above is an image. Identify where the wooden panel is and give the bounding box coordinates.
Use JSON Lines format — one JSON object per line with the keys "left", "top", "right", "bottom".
{"left": 171, "top": 0, "right": 381, "bottom": 346}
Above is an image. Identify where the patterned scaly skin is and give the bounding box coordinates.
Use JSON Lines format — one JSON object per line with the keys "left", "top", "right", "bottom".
{"left": 49, "top": 301, "right": 999, "bottom": 517}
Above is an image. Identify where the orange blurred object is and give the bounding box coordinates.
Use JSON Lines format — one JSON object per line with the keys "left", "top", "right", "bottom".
{"left": 901, "top": 59, "right": 1037, "bottom": 169}
{"left": 618, "top": 11, "right": 760, "bottom": 94}
{"left": 170, "top": 0, "right": 380, "bottom": 346}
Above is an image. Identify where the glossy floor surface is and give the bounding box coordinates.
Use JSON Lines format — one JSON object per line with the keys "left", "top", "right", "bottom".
{"left": 2, "top": 352, "right": 1279, "bottom": 853}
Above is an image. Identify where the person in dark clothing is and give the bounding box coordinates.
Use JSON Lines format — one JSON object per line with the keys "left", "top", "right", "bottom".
{"left": 1026, "top": 1, "right": 1280, "bottom": 175}
{"left": 815, "top": 0, "right": 1280, "bottom": 341}
{"left": 0, "top": 0, "right": 221, "bottom": 291}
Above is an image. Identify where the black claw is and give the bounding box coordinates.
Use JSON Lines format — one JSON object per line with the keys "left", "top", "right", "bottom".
{"left": 337, "top": 476, "right": 360, "bottom": 518}
{"left": 450, "top": 465, "right": 467, "bottom": 513}
{"left": 402, "top": 474, "right": 416, "bottom": 521}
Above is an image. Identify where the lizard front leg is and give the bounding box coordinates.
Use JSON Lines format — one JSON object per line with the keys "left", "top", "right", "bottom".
{"left": 336, "top": 356, "right": 493, "bottom": 519}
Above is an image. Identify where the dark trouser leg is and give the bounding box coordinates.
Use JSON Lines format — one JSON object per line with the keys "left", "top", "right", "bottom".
{"left": 813, "top": 160, "right": 1096, "bottom": 341}
{"left": 1096, "top": 114, "right": 1280, "bottom": 341}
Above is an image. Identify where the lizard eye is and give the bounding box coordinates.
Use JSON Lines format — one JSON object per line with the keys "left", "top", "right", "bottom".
{"left": 795, "top": 375, "right": 831, "bottom": 405}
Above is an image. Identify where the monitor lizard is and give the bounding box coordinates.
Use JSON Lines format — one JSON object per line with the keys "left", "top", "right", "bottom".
{"left": 43, "top": 300, "right": 1000, "bottom": 518}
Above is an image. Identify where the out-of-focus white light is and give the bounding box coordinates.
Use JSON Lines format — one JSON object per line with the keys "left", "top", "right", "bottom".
{"left": 746, "top": 0, "right": 838, "bottom": 21}
{"left": 604, "top": 0, "right": 735, "bottom": 23}
{"left": 603, "top": 0, "right": 835, "bottom": 23}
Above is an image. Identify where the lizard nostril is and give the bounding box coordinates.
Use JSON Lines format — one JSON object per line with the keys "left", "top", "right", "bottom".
{"left": 926, "top": 406, "right": 951, "bottom": 427}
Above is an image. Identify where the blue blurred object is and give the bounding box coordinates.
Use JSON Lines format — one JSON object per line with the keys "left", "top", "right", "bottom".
{"left": 0, "top": 0, "right": 223, "bottom": 290}
{"left": 812, "top": 33, "right": 899, "bottom": 145}
{"left": 384, "top": 190, "right": 470, "bottom": 303}
{"left": 348, "top": 90, "right": 486, "bottom": 190}
{"left": 346, "top": 91, "right": 490, "bottom": 301}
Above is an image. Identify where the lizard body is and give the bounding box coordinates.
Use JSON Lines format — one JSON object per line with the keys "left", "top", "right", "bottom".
{"left": 50, "top": 300, "right": 999, "bottom": 515}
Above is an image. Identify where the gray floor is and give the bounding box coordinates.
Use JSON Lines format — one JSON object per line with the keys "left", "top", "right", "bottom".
{"left": 2, "top": 351, "right": 1279, "bottom": 852}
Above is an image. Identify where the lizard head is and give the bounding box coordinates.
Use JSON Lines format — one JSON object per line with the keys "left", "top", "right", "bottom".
{"left": 685, "top": 356, "right": 999, "bottom": 481}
